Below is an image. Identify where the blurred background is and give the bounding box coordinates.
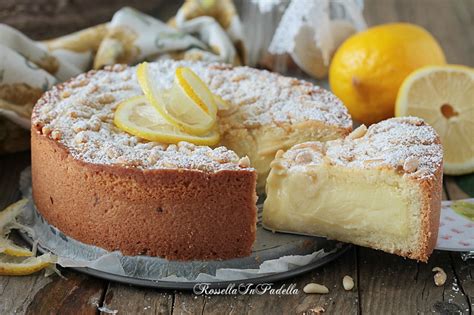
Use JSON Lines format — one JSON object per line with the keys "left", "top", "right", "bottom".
{"left": 0, "top": 0, "right": 471, "bottom": 65}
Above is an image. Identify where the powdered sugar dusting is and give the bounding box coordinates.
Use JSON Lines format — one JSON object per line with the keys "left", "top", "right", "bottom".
{"left": 194, "top": 63, "right": 351, "bottom": 129}
{"left": 32, "top": 60, "right": 350, "bottom": 171}
{"left": 282, "top": 117, "right": 443, "bottom": 179}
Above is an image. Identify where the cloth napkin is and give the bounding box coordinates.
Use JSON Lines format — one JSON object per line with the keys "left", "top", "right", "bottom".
{"left": 0, "top": 2, "right": 244, "bottom": 154}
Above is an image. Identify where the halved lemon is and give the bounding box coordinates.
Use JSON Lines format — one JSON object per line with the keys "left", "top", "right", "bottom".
{"left": 136, "top": 63, "right": 215, "bottom": 135}
{"left": 175, "top": 66, "right": 218, "bottom": 118}
{"left": 396, "top": 65, "right": 474, "bottom": 175}
{"left": 0, "top": 253, "right": 56, "bottom": 276}
{"left": 114, "top": 96, "right": 220, "bottom": 146}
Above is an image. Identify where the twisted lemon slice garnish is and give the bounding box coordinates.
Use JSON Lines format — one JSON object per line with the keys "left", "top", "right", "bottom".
{"left": 174, "top": 66, "right": 218, "bottom": 118}
{"left": 137, "top": 63, "right": 216, "bottom": 136}
{"left": 114, "top": 95, "right": 220, "bottom": 146}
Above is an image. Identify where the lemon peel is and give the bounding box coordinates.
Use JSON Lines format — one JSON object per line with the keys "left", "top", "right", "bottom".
{"left": 0, "top": 253, "right": 57, "bottom": 276}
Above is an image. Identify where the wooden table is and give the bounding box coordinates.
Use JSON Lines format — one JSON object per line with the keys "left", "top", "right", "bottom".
{"left": 1, "top": 0, "right": 473, "bottom": 314}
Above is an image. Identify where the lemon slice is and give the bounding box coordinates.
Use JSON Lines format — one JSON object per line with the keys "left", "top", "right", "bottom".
{"left": 213, "top": 94, "right": 230, "bottom": 111}
{"left": 0, "top": 200, "right": 57, "bottom": 276}
{"left": 396, "top": 65, "right": 474, "bottom": 175}
{"left": 114, "top": 96, "right": 220, "bottom": 146}
{"left": 175, "top": 66, "right": 218, "bottom": 118}
{"left": 0, "top": 199, "right": 34, "bottom": 257}
{"left": 0, "top": 199, "right": 28, "bottom": 233}
{"left": 136, "top": 63, "right": 215, "bottom": 136}
{"left": 0, "top": 253, "right": 56, "bottom": 276}
{"left": 0, "top": 238, "right": 33, "bottom": 257}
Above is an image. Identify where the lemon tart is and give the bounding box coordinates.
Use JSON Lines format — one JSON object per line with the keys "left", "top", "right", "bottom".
{"left": 31, "top": 61, "right": 351, "bottom": 260}
{"left": 263, "top": 117, "right": 443, "bottom": 262}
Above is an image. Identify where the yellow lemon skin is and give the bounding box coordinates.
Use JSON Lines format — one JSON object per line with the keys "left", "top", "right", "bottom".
{"left": 329, "top": 23, "right": 446, "bottom": 125}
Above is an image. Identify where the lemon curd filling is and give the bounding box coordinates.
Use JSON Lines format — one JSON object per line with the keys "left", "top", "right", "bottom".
{"left": 263, "top": 165, "right": 420, "bottom": 241}
{"left": 222, "top": 122, "right": 347, "bottom": 191}
{"left": 262, "top": 117, "right": 443, "bottom": 261}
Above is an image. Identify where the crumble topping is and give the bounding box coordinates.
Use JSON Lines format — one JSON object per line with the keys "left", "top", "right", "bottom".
{"left": 279, "top": 117, "right": 443, "bottom": 179}
{"left": 32, "top": 61, "right": 351, "bottom": 171}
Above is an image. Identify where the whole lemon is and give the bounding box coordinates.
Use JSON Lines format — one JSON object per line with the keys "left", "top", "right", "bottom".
{"left": 329, "top": 23, "right": 446, "bottom": 125}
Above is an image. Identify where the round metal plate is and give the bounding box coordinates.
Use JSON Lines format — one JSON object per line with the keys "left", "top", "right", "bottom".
{"left": 20, "top": 230, "right": 350, "bottom": 290}
{"left": 18, "top": 168, "right": 350, "bottom": 290}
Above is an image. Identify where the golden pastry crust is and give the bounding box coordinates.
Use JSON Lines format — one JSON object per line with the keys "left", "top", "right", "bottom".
{"left": 403, "top": 166, "right": 442, "bottom": 261}
{"left": 31, "top": 130, "right": 257, "bottom": 260}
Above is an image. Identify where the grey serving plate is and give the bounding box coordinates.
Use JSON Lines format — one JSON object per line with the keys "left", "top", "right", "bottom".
{"left": 20, "top": 229, "right": 350, "bottom": 290}
{"left": 19, "top": 168, "right": 350, "bottom": 290}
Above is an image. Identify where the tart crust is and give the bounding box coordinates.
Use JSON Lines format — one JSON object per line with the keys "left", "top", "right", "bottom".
{"left": 31, "top": 130, "right": 257, "bottom": 260}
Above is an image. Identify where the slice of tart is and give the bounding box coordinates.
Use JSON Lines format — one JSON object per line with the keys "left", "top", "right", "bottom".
{"left": 263, "top": 117, "right": 443, "bottom": 261}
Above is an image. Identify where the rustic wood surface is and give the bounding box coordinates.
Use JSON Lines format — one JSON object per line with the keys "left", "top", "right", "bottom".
{"left": 0, "top": 0, "right": 473, "bottom": 314}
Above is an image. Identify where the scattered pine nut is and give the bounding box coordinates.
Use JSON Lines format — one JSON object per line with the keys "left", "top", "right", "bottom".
{"left": 342, "top": 275, "right": 354, "bottom": 290}
{"left": 432, "top": 267, "right": 447, "bottom": 286}
{"left": 403, "top": 156, "right": 419, "bottom": 173}
{"left": 303, "top": 283, "right": 329, "bottom": 294}
{"left": 347, "top": 124, "right": 367, "bottom": 139}
{"left": 306, "top": 306, "right": 325, "bottom": 314}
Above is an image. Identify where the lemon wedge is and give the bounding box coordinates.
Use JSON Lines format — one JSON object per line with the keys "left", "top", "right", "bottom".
{"left": 136, "top": 62, "right": 215, "bottom": 136}
{"left": 114, "top": 96, "right": 220, "bottom": 146}
{"left": 0, "top": 253, "right": 56, "bottom": 276}
{"left": 396, "top": 65, "right": 474, "bottom": 175}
